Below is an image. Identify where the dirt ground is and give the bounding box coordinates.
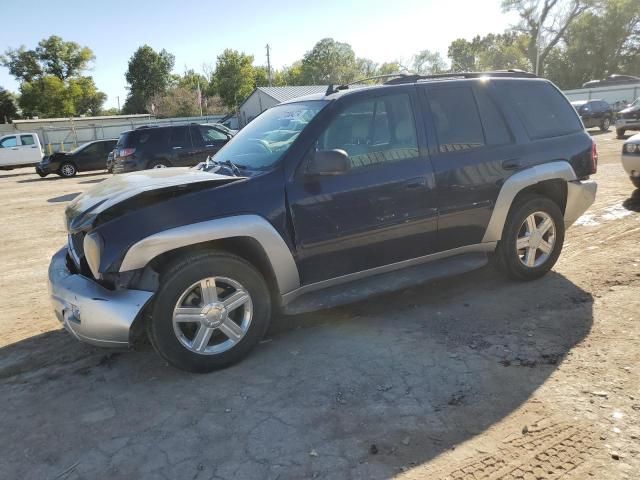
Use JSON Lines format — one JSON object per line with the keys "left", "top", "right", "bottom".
{"left": 0, "top": 129, "right": 638, "bottom": 480}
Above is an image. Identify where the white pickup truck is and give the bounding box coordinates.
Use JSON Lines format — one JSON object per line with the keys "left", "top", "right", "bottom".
{"left": 0, "top": 133, "right": 44, "bottom": 169}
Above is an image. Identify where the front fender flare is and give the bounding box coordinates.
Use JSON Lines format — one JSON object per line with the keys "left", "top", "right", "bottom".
{"left": 119, "top": 215, "right": 300, "bottom": 295}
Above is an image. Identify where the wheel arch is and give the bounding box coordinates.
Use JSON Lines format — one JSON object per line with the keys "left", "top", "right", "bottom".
{"left": 119, "top": 215, "right": 300, "bottom": 297}
{"left": 482, "top": 161, "right": 576, "bottom": 243}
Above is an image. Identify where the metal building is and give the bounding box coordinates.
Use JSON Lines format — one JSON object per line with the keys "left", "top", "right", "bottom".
{"left": 238, "top": 86, "right": 327, "bottom": 127}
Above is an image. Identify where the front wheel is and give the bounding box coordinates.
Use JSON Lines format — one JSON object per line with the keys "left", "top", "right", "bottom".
{"left": 147, "top": 251, "right": 272, "bottom": 373}
{"left": 58, "top": 162, "right": 77, "bottom": 177}
{"left": 494, "top": 195, "right": 565, "bottom": 281}
{"left": 600, "top": 117, "right": 611, "bottom": 132}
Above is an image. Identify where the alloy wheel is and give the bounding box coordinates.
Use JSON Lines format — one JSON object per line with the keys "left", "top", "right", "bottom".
{"left": 61, "top": 164, "right": 76, "bottom": 177}
{"left": 172, "top": 276, "right": 253, "bottom": 355}
{"left": 516, "top": 211, "right": 556, "bottom": 268}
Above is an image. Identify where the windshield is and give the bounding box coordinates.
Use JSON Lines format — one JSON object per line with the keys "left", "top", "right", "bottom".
{"left": 212, "top": 100, "right": 327, "bottom": 171}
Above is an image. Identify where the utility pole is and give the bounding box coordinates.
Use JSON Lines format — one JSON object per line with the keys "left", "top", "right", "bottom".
{"left": 117, "top": 96, "right": 120, "bottom": 112}
{"left": 266, "top": 44, "right": 273, "bottom": 87}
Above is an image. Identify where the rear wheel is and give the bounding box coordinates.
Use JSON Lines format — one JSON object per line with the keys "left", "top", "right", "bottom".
{"left": 600, "top": 117, "right": 611, "bottom": 131}
{"left": 616, "top": 128, "right": 626, "bottom": 139}
{"left": 147, "top": 251, "right": 271, "bottom": 373}
{"left": 494, "top": 195, "right": 565, "bottom": 281}
{"left": 58, "top": 162, "right": 77, "bottom": 178}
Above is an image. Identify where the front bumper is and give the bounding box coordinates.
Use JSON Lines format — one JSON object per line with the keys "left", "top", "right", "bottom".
{"left": 621, "top": 153, "right": 640, "bottom": 178}
{"left": 35, "top": 164, "right": 55, "bottom": 176}
{"left": 48, "top": 247, "right": 154, "bottom": 348}
{"left": 616, "top": 119, "right": 640, "bottom": 130}
{"left": 564, "top": 180, "right": 597, "bottom": 228}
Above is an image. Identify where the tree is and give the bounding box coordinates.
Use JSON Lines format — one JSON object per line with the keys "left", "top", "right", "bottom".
{"left": 502, "top": 0, "right": 593, "bottom": 75}
{"left": 448, "top": 33, "right": 530, "bottom": 72}
{"left": 2, "top": 35, "right": 94, "bottom": 82}
{"left": 149, "top": 86, "right": 201, "bottom": 118}
{"left": 299, "top": 38, "right": 359, "bottom": 84}
{"left": 1, "top": 36, "right": 105, "bottom": 118}
{"left": 123, "top": 45, "right": 175, "bottom": 113}
{"left": 377, "top": 62, "right": 404, "bottom": 76}
{"left": 545, "top": 0, "right": 640, "bottom": 88}
{"left": 412, "top": 50, "right": 448, "bottom": 74}
{"left": 356, "top": 58, "right": 378, "bottom": 78}
{"left": 281, "top": 62, "right": 304, "bottom": 85}
{"left": 0, "top": 87, "right": 18, "bottom": 123}
{"left": 213, "top": 49, "right": 255, "bottom": 109}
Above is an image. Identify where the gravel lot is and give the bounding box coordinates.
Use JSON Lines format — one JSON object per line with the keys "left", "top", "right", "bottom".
{"left": 0, "top": 129, "right": 638, "bottom": 479}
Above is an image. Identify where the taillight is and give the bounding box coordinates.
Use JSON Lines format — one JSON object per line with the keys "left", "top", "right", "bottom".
{"left": 118, "top": 147, "right": 136, "bottom": 158}
{"left": 591, "top": 141, "right": 598, "bottom": 174}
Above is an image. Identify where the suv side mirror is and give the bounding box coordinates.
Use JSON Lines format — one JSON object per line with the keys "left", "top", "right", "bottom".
{"left": 306, "top": 149, "right": 350, "bottom": 176}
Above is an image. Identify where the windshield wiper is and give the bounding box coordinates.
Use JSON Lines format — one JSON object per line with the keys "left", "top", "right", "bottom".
{"left": 221, "top": 159, "right": 245, "bottom": 176}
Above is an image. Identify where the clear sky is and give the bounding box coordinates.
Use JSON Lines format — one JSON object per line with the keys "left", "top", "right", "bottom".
{"left": 0, "top": 0, "right": 518, "bottom": 109}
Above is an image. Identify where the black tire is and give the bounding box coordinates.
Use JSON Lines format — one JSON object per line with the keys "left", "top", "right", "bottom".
{"left": 147, "top": 160, "right": 170, "bottom": 169}
{"left": 632, "top": 177, "right": 640, "bottom": 189}
{"left": 147, "top": 251, "right": 272, "bottom": 373}
{"left": 58, "top": 162, "right": 77, "bottom": 178}
{"left": 494, "top": 195, "right": 565, "bottom": 281}
{"left": 600, "top": 117, "right": 611, "bottom": 132}
{"left": 616, "top": 128, "right": 626, "bottom": 139}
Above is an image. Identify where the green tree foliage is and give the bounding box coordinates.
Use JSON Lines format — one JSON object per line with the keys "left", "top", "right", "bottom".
{"left": 299, "top": 38, "right": 359, "bottom": 84}
{"left": 412, "top": 49, "right": 448, "bottom": 74}
{"left": 1, "top": 36, "right": 104, "bottom": 118}
{"left": 123, "top": 45, "right": 175, "bottom": 113}
{"left": 545, "top": 0, "right": 640, "bottom": 88}
{"left": 502, "top": 0, "right": 593, "bottom": 75}
{"left": 213, "top": 49, "right": 255, "bottom": 109}
{"left": 0, "top": 87, "right": 18, "bottom": 123}
{"left": 377, "top": 62, "right": 404, "bottom": 76}
{"left": 2, "top": 35, "right": 94, "bottom": 82}
{"left": 449, "top": 33, "right": 530, "bottom": 72}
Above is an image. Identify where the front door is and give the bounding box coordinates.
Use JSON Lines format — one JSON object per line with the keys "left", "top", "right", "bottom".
{"left": 18, "top": 135, "right": 42, "bottom": 164}
{"left": 0, "top": 135, "right": 20, "bottom": 166}
{"left": 287, "top": 88, "right": 438, "bottom": 285}
{"left": 419, "top": 81, "right": 517, "bottom": 250}
{"left": 191, "top": 125, "right": 229, "bottom": 163}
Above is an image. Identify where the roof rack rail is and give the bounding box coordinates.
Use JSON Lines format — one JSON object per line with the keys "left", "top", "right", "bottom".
{"left": 326, "top": 73, "right": 409, "bottom": 95}
{"left": 384, "top": 69, "right": 537, "bottom": 85}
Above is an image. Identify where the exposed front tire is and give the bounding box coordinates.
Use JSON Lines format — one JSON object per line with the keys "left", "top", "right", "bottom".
{"left": 631, "top": 177, "right": 640, "bottom": 189}
{"left": 616, "top": 128, "right": 626, "bottom": 139}
{"left": 600, "top": 117, "right": 611, "bottom": 132}
{"left": 147, "top": 251, "right": 272, "bottom": 373}
{"left": 58, "top": 162, "right": 77, "bottom": 178}
{"left": 494, "top": 195, "right": 565, "bottom": 281}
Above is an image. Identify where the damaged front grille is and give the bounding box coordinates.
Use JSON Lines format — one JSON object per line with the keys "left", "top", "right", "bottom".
{"left": 68, "top": 232, "right": 85, "bottom": 269}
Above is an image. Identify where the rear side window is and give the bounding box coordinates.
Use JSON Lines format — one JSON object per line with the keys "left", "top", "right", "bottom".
{"left": 20, "top": 135, "right": 35, "bottom": 146}
{"left": 427, "top": 87, "right": 485, "bottom": 153}
{"left": 501, "top": 81, "right": 582, "bottom": 139}
{"left": 474, "top": 89, "right": 513, "bottom": 146}
{"left": 170, "top": 127, "right": 191, "bottom": 148}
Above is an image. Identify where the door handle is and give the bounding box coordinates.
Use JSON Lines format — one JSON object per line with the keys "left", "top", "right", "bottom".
{"left": 502, "top": 159, "right": 520, "bottom": 170}
{"left": 403, "top": 179, "right": 426, "bottom": 189}
{"left": 11, "top": 147, "right": 19, "bottom": 150}
{"left": 173, "top": 146, "right": 183, "bottom": 150}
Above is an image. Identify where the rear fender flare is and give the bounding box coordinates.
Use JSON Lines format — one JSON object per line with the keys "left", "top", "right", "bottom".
{"left": 482, "top": 161, "right": 577, "bottom": 243}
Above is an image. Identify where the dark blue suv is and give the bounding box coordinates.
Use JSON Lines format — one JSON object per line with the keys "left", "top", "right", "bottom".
{"left": 48, "top": 71, "right": 597, "bottom": 372}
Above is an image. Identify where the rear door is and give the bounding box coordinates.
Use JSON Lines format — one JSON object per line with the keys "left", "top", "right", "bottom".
{"left": 419, "top": 81, "right": 516, "bottom": 251}
{"left": 18, "top": 134, "right": 42, "bottom": 164}
{"left": 0, "top": 135, "right": 20, "bottom": 166}
{"left": 287, "top": 87, "right": 438, "bottom": 284}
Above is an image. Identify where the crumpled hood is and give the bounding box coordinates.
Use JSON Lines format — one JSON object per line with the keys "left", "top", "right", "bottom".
{"left": 66, "top": 168, "right": 241, "bottom": 231}
{"left": 619, "top": 105, "right": 640, "bottom": 115}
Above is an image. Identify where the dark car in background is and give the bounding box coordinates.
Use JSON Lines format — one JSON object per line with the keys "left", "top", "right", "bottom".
{"left": 571, "top": 99, "right": 613, "bottom": 132}
{"left": 36, "top": 139, "right": 117, "bottom": 178}
{"left": 112, "top": 124, "right": 232, "bottom": 173}
{"left": 615, "top": 97, "right": 640, "bottom": 138}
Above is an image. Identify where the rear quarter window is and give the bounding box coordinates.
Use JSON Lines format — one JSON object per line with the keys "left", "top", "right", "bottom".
{"left": 501, "top": 81, "right": 583, "bottom": 139}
